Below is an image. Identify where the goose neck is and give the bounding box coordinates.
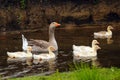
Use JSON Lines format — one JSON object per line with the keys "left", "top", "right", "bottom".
{"left": 27, "top": 51, "right": 32, "bottom": 56}
{"left": 49, "top": 27, "right": 55, "bottom": 41}
{"left": 92, "top": 45, "right": 97, "bottom": 52}
{"left": 92, "top": 42, "right": 95, "bottom": 48}
{"left": 48, "top": 49, "right": 54, "bottom": 56}
{"left": 107, "top": 28, "right": 112, "bottom": 33}
{"left": 49, "top": 26, "right": 58, "bottom": 50}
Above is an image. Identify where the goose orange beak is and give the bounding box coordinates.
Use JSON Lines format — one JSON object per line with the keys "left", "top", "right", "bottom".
{"left": 111, "top": 27, "right": 114, "bottom": 29}
{"left": 55, "top": 23, "right": 61, "bottom": 27}
{"left": 96, "top": 41, "right": 99, "bottom": 44}
{"left": 49, "top": 46, "right": 55, "bottom": 51}
{"left": 98, "top": 46, "right": 101, "bottom": 49}
{"left": 99, "top": 47, "right": 101, "bottom": 49}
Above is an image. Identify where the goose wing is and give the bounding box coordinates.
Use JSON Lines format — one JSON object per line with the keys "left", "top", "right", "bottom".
{"left": 28, "top": 39, "right": 49, "bottom": 48}
{"left": 28, "top": 39, "right": 50, "bottom": 52}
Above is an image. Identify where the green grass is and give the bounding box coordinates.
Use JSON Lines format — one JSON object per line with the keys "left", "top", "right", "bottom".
{"left": 9, "top": 64, "right": 120, "bottom": 80}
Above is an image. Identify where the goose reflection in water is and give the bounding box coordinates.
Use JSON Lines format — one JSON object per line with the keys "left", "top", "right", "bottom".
{"left": 33, "top": 58, "right": 56, "bottom": 72}
{"left": 107, "top": 38, "right": 114, "bottom": 44}
{"left": 7, "top": 57, "right": 33, "bottom": 66}
{"left": 73, "top": 56, "right": 100, "bottom": 67}
{"left": 94, "top": 36, "right": 114, "bottom": 44}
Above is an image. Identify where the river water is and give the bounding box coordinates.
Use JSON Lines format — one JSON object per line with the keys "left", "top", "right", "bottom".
{"left": 0, "top": 26, "right": 120, "bottom": 79}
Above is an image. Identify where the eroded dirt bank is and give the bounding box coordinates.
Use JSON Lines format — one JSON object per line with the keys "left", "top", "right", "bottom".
{"left": 0, "top": 0, "right": 120, "bottom": 31}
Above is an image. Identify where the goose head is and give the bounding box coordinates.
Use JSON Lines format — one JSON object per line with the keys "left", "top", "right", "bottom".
{"left": 92, "top": 40, "right": 99, "bottom": 45}
{"left": 107, "top": 25, "right": 114, "bottom": 30}
{"left": 48, "top": 46, "right": 55, "bottom": 52}
{"left": 48, "top": 46, "right": 55, "bottom": 55}
{"left": 94, "top": 45, "right": 101, "bottom": 51}
{"left": 27, "top": 46, "right": 32, "bottom": 52}
{"left": 49, "top": 22, "right": 61, "bottom": 28}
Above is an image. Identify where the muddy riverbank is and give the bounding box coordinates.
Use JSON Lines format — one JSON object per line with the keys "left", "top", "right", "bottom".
{"left": 0, "top": 0, "right": 120, "bottom": 31}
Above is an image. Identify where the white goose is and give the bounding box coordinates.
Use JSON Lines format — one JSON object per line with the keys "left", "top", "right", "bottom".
{"left": 73, "top": 40, "right": 99, "bottom": 51}
{"left": 94, "top": 25, "right": 113, "bottom": 38}
{"left": 33, "top": 46, "right": 56, "bottom": 60}
{"left": 22, "top": 22, "right": 61, "bottom": 52}
{"left": 7, "top": 46, "right": 32, "bottom": 58}
{"left": 73, "top": 45, "right": 101, "bottom": 57}
{"left": 73, "top": 40, "right": 100, "bottom": 57}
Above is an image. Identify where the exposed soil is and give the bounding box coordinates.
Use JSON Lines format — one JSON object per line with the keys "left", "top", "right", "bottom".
{"left": 0, "top": 0, "right": 120, "bottom": 31}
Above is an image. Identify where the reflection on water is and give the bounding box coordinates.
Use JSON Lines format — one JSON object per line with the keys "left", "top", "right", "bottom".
{"left": 94, "top": 35, "right": 113, "bottom": 44}
{"left": 73, "top": 56, "right": 100, "bottom": 67}
{"left": 0, "top": 26, "right": 120, "bottom": 78}
{"left": 107, "top": 38, "right": 114, "bottom": 44}
{"left": 7, "top": 57, "right": 33, "bottom": 66}
{"left": 3, "top": 57, "right": 56, "bottom": 79}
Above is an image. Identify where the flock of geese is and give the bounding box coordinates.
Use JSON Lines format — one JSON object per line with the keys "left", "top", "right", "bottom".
{"left": 7, "top": 22, "right": 114, "bottom": 62}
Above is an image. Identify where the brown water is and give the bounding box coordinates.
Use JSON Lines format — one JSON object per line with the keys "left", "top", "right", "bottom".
{"left": 0, "top": 26, "right": 120, "bottom": 79}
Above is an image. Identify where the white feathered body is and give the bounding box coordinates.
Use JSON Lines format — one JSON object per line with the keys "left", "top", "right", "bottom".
{"left": 94, "top": 31, "right": 112, "bottom": 37}
{"left": 94, "top": 25, "right": 113, "bottom": 38}
{"left": 73, "top": 45, "right": 97, "bottom": 57}
{"left": 33, "top": 52, "right": 55, "bottom": 60}
{"left": 7, "top": 51, "right": 32, "bottom": 58}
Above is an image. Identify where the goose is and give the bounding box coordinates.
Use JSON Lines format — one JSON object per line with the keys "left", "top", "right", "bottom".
{"left": 94, "top": 25, "right": 113, "bottom": 38}
{"left": 7, "top": 46, "right": 32, "bottom": 58}
{"left": 73, "top": 40, "right": 99, "bottom": 51}
{"left": 33, "top": 46, "right": 56, "bottom": 60}
{"left": 73, "top": 45, "right": 101, "bottom": 57}
{"left": 22, "top": 22, "right": 60, "bottom": 52}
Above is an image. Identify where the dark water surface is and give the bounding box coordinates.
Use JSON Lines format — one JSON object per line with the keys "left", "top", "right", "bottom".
{"left": 0, "top": 26, "right": 120, "bottom": 79}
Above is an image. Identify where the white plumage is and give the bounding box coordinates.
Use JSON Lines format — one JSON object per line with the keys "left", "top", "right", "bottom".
{"left": 73, "top": 40, "right": 101, "bottom": 57}
{"left": 33, "top": 46, "right": 56, "bottom": 60}
{"left": 94, "top": 25, "right": 113, "bottom": 38}
{"left": 7, "top": 46, "right": 32, "bottom": 58}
